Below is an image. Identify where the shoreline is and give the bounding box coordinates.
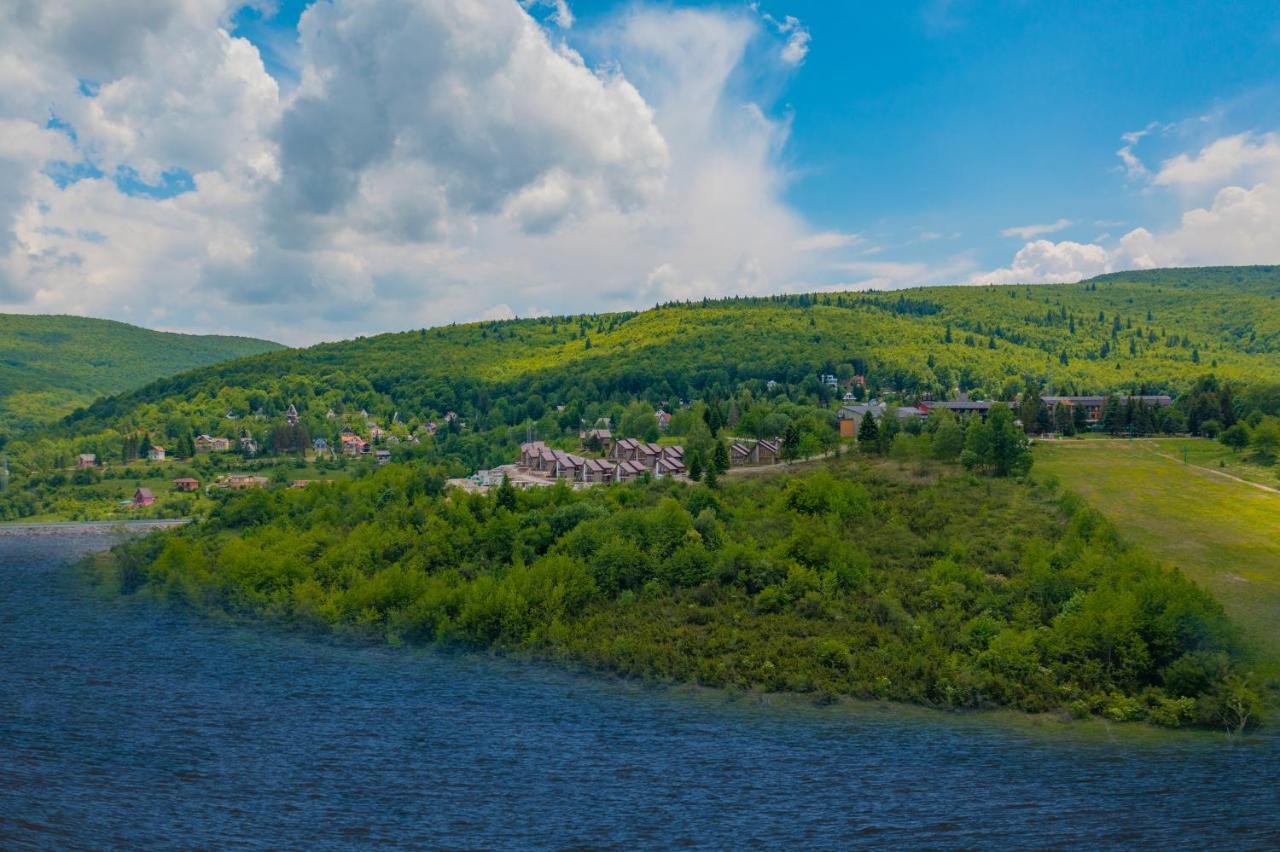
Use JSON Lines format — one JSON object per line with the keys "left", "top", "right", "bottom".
{"left": 0, "top": 518, "right": 191, "bottom": 536}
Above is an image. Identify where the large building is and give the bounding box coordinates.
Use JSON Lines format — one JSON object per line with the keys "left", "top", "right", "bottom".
{"left": 1041, "top": 395, "right": 1173, "bottom": 425}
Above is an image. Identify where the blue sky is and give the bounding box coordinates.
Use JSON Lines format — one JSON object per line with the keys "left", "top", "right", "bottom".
{"left": 2, "top": 0, "right": 1279, "bottom": 342}
{"left": 232, "top": 0, "right": 1280, "bottom": 278}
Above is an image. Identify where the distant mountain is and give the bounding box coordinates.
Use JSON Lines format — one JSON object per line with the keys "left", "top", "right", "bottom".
{"left": 0, "top": 314, "right": 283, "bottom": 435}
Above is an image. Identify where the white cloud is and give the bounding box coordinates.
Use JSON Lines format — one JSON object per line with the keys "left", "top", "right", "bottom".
{"left": 1153, "top": 132, "right": 1280, "bottom": 191}
{"left": 522, "top": 0, "right": 575, "bottom": 29}
{"left": 981, "top": 131, "right": 1280, "bottom": 284}
{"left": 795, "top": 231, "right": 863, "bottom": 251}
{"left": 1000, "top": 218, "right": 1073, "bottom": 240}
{"left": 751, "top": 6, "right": 810, "bottom": 66}
{"left": 975, "top": 240, "right": 1110, "bottom": 284}
{"left": 0, "top": 0, "right": 842, "bottom": 344}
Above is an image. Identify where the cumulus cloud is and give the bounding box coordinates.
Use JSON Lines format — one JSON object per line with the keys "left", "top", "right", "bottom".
{"left": 981, "top": 132, "right": 1280, "bottom": 284}
{"left": 1000, "top": 218, "right": 1073, "bottom": 240}
{"left": 1153, "top": 132, "right": 1280, "bottom": 191}
{"left": 0, "top": 0, "right": 835, "bottom": 343}
{"left": 975, "top": 240, "right": 1110, "bottom": 284}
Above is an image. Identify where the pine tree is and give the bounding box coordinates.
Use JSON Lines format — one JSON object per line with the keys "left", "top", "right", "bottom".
{"left": 857, "top": 413, "right": 879, "bottom": 450}
{"left": 496, "top": 475, "right": 517, "bottom": 511}
{"left": 688, "top": 452, "right": 704, "bottom": 482}
{"left": 713, "top": 440, "right": 730, "bottom": 474}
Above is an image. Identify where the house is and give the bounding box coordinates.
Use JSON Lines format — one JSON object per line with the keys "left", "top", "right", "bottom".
{"left": 580, "top": 428, "right": 613, "bottom": 452}
{"left": 77, "top": 453, "right": 97, "bottom": 469}
{"left": 290, "top": 479, "right": 313, "bottom": 489}
{"left": 730, "top": 442, "right": 753, "bottom": 466}
{"left": 654, "top": 456, "right": 686, "bottom": 478}
{"left": 286, "top": 404, "right": 300, "bottom": 426}
{"left": 519, "top": 441, "right": 547, "bottom": 468}
{"left": 655, "top": 409, "right": 672, "bottom": 431}
{"left": 326, "top": 408, "right": 338, "bottom": 419}
{"left": 552, "top": 451, "right": 586, "bottom": 480}
{"left": 753, "top": 438, "right": 781, "bottom": 465}
{"left": 636, "top": 442, "right": 664, "bottom": 470}
{"left": 820, "top": 373, "right": 839, "bottom": 389}
{"left": 239, "top": 435, "right": 259, "bottom": 455}
{"left": 313, "top": 437, "right": 331, "bottom": 456}
{"left": 895, "top": 406, "right": 929, "bottom": 421}
{"left": 369, "top": 425, "right": 386, "bottom": 441}
{"left": 132, "top": 488, "right": 156, "bottom": 507}
{"left": 172, "top": 478, "right": 199, "bottom": 492}
{"left": 1041, "top": 394, "right": 1172, "bottom": 426}
{"left": 920, "top": 393, "right": 994, "bottom": 418}
{"left": 837, "top": 402, "right": 886, "bottom": 438}
{"left": 579, "top": 458, "right": 617, "bottom": 483}
{"left": 195, "top": 434, "right": 233, "bottom": 453}
{"left": 223, "top": 474, "right": 269, "bottom": 490}
{"left": 340, "top": 433, "right": 367, "bottom": 456}
{"left": 613, "top": 459, "right": 648, "bottom": 482}
{"left": 148, "top": 446, "right": 166, "bottom": 462}
{"left": 610, "top": 437, "right": 644, "bottom": 461}
{"left": 375, "top": 449, "right": 392, "bottom": 466}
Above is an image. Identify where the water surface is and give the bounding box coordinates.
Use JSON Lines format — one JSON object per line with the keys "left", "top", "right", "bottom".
{"left": 2, "top": 528, "right": 1277, "bottom": 849}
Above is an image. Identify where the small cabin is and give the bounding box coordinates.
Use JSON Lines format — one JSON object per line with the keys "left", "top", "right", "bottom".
{"left": 172, "top": 477, "right": 199, "bottom": 492}
{"left": 132, "top": 488, "right": 156, "bottom": 507}
{"left": 148, "top": 446, "right": 166, "bottom": 462}
{"left": 77, "top": 453, "right": 97, "bottom": 469}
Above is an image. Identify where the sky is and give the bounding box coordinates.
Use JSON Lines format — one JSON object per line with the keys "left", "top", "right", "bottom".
{"left": 2, "top": 0, "right": 1279, "bottom": 345}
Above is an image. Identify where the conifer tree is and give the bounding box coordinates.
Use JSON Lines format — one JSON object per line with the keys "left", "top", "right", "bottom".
{"left": 857, "top": 413, "right": 879, "bottom": 450}
{"left": 712, "top": 440, "right": 730, "bottom": 474}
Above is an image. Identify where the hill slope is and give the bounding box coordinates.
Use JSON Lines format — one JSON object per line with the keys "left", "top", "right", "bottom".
{"left": 0, "top": 314, "right": 283, "bottom": 433}
{"left": 64, "top": 266, "right": 1280, "bottom": 430}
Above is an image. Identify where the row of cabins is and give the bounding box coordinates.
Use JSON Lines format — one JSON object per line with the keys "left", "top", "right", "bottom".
{"left": 519, "top": 441, "right": 687, "bottom": 482}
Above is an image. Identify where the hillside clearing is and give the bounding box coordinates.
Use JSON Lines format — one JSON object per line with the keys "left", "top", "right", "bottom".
{"left": 1034, "top": 440, "right": 1280, "bottom": 661}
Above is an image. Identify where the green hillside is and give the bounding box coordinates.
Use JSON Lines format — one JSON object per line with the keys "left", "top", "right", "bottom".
{"left": 8, "top": 266, "right": 1280, "bottom": 483}
{"left": 0, "top": 314, "right": 283, "bottom": 433}
{"left": 56, "top": 266, "right": 1280, "bottom": 429}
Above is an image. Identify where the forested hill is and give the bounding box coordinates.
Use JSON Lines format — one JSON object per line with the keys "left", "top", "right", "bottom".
{"left": 62, "top": 266, "right": 1280, "bottom": 435}
{"left": 0, "top": 314, "right": 282, "bottom": 434}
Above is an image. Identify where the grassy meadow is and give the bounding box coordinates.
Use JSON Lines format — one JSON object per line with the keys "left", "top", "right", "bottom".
{"left": 1034, "top": 438, "right": 1280, "bottom": 662}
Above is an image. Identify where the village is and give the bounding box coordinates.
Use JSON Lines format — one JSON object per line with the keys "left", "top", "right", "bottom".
{"left": 58, "top": 384, "right": 1179, "bottom": 510}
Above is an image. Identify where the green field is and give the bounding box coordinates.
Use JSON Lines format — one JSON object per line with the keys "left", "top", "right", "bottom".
{"left": 1035, "top": 439, "right": 1280, "bottom": 661}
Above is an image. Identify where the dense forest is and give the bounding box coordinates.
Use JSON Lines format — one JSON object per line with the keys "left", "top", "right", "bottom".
{"left": 94, "top": 453, "right": 1263, "bottom": 731}
{"left": 0, "top": 314, "right": 281, "bottom": 438}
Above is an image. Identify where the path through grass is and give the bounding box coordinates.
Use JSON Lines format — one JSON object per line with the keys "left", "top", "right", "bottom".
{"left": 1035, "top": 439, "right": 1280, "bottom": 663}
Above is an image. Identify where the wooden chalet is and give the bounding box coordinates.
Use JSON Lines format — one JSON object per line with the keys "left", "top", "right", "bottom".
{"left": 132, "top": 488, "right": 156, "bottom": 507}
{"left": 610, "top": 438, "right": 645, "bottom": 461}
{"left": 77, "top": 453, "right": 97, "bottom": 469}
{"left": 654, "top": 456, "right": 686, "bottom": 478}
{"left": 580, "top": 428, "right": 614, "bottom": 452}
{"left": 552, "top": 451, "right": 586, "bottom": 480}
{"left": 753, "top": 438, "right": 781, "bottom": 465}
{"left": 172, "top": 477, "right": 199, "bottom": 492}
{"left": 612, "top": 460, "right": 648, "bottom": 482}
{"left": 579, "top": 458, "right": 617, "bottom": 483}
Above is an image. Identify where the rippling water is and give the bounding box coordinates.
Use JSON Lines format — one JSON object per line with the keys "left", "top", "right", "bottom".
{"left": 2, "top": 527, "right": 1278, "bottom": 849}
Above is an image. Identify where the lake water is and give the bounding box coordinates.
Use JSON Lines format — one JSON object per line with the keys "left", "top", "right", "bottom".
{"left": 2, "top": 527, "right": 1278, "bottom": 849}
